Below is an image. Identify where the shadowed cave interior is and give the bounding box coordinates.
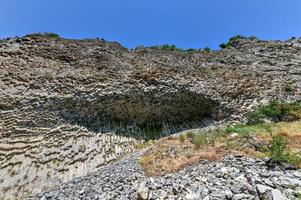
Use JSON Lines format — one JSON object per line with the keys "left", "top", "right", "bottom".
{"left": 53, "top": 89, "right": 224, "bottom": 139}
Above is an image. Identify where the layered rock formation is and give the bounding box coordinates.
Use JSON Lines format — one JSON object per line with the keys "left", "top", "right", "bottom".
{"left": 0, "top": 33, "right": 301, "bottom": 198}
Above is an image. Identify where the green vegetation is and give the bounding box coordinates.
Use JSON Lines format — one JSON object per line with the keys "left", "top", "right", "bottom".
{"left": 43, "top": 32, "right": 60, "bottom": 38}
{"left": 25, "top": 32, "right": 60, "bottom": 38}
{"left": 186, "top": 131, "right": 195, "bottom": 139}
{"left": 249, "top": 36, "right": 258, "bottom": 40}
{"left": 282, "top": 83, "right": 294, "bottom": 93}
{"left": 263, "top": 132, "right": 300, "bottom": 165}
{"left": 186, "top": 48, "right": 196, "bottom": 52}
{"left": 149, "top": 44, "right": 183, "bottom": 51}
{"left": 220, "top": 35, "right": 258, "bottom": 49}
{"left": 219, "top": 43, "right": 228, "bottom": 49}
{"left": 191, "top": 132, "right": 215, "bottom": 149}
{"left": 190, "top": 102, "right": 301, "bottom": 165}
{"left": 141, "top": 119, "right": 301, "bottom": 176}
{"left": 203, "top": 47, "right": 211, "bottom": 53}
{"left": 179, "top": 134, "right": 186, "bottom": 143}
{"left": 141, "top": 101, "right": 301, "bottom": 176}
{"left": 247, "top": 101, "right": 301, "bottom": 124}
{"left": 148, "top": 45, "right": 210, "bottom": 53}
{"left": 225, "top": 124, "right": 259, "bottom": 138}
{"left": 220, "top": 35, "right": 246, "bottom": 49}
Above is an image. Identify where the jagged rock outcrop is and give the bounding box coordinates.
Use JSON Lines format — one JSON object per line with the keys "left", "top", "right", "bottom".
{"left": 0, "top": 33, "right": 301, "bottom": 198}
{"left": 37, "top": 149, "right": 301, "bottom": 200}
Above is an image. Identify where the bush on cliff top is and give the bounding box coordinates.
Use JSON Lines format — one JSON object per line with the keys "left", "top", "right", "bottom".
{"left": 220, "top": 35, "right": 258, "bottom": 49}
{"left": 149, "top": 44, "right": 183, "bottom": 51}
{"left": 25, "top": 32, "right": 60, "bottom": 38}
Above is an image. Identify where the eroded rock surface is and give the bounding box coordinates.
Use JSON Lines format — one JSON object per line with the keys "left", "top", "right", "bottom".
{"left": 37, "top": 152, "right": 301, "bottom": 200}
{"left": 1, "top": 34, "right": 301, "bottom": 198}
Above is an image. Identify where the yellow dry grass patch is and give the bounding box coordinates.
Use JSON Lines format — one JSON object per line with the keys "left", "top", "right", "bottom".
{"left": 139, "top": 121, "right": 301, "bottom": 176}
{"left": 139, "top": 137, "right": 220, "bottom": 176}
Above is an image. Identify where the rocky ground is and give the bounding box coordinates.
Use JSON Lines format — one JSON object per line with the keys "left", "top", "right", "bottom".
{"left": 37, "top": 149, "right": 301, "bottom": 200}
{"left": 1, "top": 33, "right": 301, "bottom": 199}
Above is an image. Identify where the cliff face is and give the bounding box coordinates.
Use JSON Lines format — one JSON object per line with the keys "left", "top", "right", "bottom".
{"left": 0, "top": 34, "right": 301, "bottom": 198}
{"left": 1, "top": 35, "right": 301, "bottom": 134}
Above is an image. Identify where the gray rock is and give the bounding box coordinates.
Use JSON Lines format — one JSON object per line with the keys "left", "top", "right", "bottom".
{"left": 185, "top": 192, "right": 200, "bottom": 200}
{"left": 271, "top": 189, "right": 288, "bottom": 200}
{"left": 137, "top": 182, "right": 149, "bottom": 200}
{"left": 78, "top": 190, "right": 85, "bottom": 195}
{"left": 233, "top": 193, "right": 253, "bottom": 200}
{"left": 293, "top": 171, "right": 301, "bottom": 178}
{"left": 263, "top": 179, "right": 274, "bottom": 187}
{"left": 287, "top": 178, "right": 301, "bottom": 187}
{"left": 210, "top": 190, "right": 227, "bottom": 199}
{"left": 225, "top": 190, "right": 233, "bottom": 198}
{"left": 256, "top": 184, "right": 272, "bottom": 194}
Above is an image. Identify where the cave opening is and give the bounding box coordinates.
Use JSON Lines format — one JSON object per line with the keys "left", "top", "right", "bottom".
{"left": 54, "top": 89, "right": 224, "bottom": 140}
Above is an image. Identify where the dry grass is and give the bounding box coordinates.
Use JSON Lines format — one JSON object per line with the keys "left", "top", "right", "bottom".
{"left": 139, "top": 137, "right": 221, "bottom": 176}
{"left": 139, "top": 121, "right": 301, "bottom": 176}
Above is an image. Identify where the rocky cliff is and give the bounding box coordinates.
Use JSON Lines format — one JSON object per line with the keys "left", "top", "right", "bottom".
{"left": 0, "top": 33, "right": 301, "bottom": 199}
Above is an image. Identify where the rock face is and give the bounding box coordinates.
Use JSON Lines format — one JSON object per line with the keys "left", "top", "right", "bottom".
{"left": 0, "top": 124, "right": 139, "bottom": 199}
{"left": 1, "top": 33, "right": 301, "bottom": 198}
{"left": 37, "top": 152, "right": 301, "bottom": 200}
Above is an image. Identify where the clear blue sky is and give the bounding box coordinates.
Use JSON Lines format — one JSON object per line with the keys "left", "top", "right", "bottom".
{"left": 1, "top": 0, "right": 301, "bottom": 49}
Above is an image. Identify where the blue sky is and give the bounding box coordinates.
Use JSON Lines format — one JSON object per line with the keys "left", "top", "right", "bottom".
{"left": 1, "top": 0, "right": 301, "bottom": 49}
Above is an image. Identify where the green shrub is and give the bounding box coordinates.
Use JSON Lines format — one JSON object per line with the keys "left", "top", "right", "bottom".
{"left": 249, "top": 36, "right": 258, "bottom": 40}
{"left": 186, "top": 131, "right": 195, "bottom": 139}
{"left": 186, "top": 48, "right": 196, "bottom": 52}
{"left": 43, "top": 32, "right": 60, "bottom": 38}
{"left": 247, "top": 111, "right": 265, "bottom": 125}
{"left": 203, "top": 47, "right": 211, "bottom": 53}
{"left": 192, "top": 134, "right": 206, "bottom": 149}
{"left": 149, "top": 44, "right": 183, "bottom": 52}
{"left": 282, "top": 83, "right": 294, "bottom": 93}
{"left": 247, "top": 101, "right": 301, "bottom": 124}
{"left": 263, "top": 132, "right": 301, "bottom": 165}
{"left": 179, "top": 134, "right": 186, "bottom": 143}
{"left": 219, "top": 43, "right": 228, "bottom": 49}
{"left": 265, "top": 133, "right": 288, "bottom": 162}
{"left": 229, "top": 35, "right": 246, "bottom": 42}
{"left": 191, "top": 133, "right": 215, "bottom": 149}
{"left": 220, "top": 35, "right": 256, "bottom": 49}
{"left": 25, "top": 32, "right": 60, "bottom": 38}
